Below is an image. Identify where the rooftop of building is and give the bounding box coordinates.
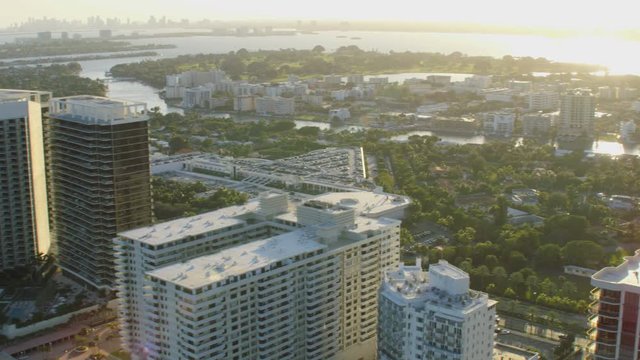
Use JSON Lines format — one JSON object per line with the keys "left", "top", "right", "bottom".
{"left": 565, "top": 88, "right": 593, "bottom": 97}
{"left": 189, "top": 147, "right": 369, "bottom": 189}
{"left": 119, "top": 190, "right": 405, "bottom": 247}
{"left": 494, "top": 343, "right": 540, "bottom": 360}
{"left": 118, "top": 201, "right": 259, "bottom": 246}
{"left": 49, "top": 95, "right": 148, "bottom": 125}
{"left": 382, "top": 260, "right": 491, "bottom": 314}
{"left": 592, "top": 249, "right": 640, "bottom": 289}
{"left": 147, "top": 228, "right": 326, "bottom": 289}
{"left": 0, "top": 89, "right": 52, "bottom": 107}
{"left": 430, "top": 260, "right": 469, "bottom": 281}
{"left": 310, "top": 191, "right": 409, "bottom": 217}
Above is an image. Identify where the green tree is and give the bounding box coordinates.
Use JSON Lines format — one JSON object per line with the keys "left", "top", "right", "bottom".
{"left": 535, "top": 243, "right": 562, "bottom": 270}
{"left": 221, "top": 55, "right": 246, "bottom": 79}
{"left": 169, "top": 135, "right": 189, "bottom": 154}
{"left": 562, "top": 240, "right": 604, "bottom": 268}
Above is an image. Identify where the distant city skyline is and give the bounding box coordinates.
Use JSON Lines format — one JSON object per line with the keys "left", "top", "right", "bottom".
{"left": 2, "top": 0, "right": 639, "bottom": 31}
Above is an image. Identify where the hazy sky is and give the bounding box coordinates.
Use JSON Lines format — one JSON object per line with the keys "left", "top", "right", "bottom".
{"left": 2, "top": 0, "right": 638, "bottom": 30}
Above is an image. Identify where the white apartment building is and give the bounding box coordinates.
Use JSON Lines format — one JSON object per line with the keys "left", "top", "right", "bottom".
{"left": 303, "top": 94, "right": 324, "bottom": 106}
{"left": 378, "top": 259, "right": 497, "bottom": 360}
{"left": 347, "top": 74, "right": 365, "bottom": 84}
{"left": 522, "top": 112, "right": 554, "bottom": 137}
{"left": 332, "top": 90, "right": 349, "bottom": 101}
{"left": 484, "top": 112, "right": 515, "bottom": 137}
{"left": 598, "top": 86, "right": 615, "bottom": 100}
{"left": 183, "top": 86, "right": 212, "bottom": 108}
{"left": 369, "top": 77, "right": 389, "bottom": 85}
{"left": 426, "top": 75, "right": 451, "bottom": 86}
{"left": 233, "top": 95, "right": 255, "bottom": 111}
{"left": 620, "top": 120, "right": 637, "bottom": 143}
{"left": 416, "top": 103, "right": 449, "bottom": 115}
{"left": 165, "top": 70, "right": 229, "bottom": 99}
{"left": 329, "top": 108, "right": 351, "bottom": 121}
{"left": 115, "top": 191, "right": 409, "bottom": 360}
{"left": 558, "top": 89, "right": 595, "bottom": 138}
{"left": 589, "top": 249, "right": 640, "bottom": 360}
{"left": 255, "top": 96, "right": 295, "bottom": 115}
{"left": 528, "top": 91, "right": 559, "bottom": 111}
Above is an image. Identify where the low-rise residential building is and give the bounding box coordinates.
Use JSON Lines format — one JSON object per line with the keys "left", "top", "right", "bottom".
{"left": 329, "top": 108, "right": 351, "bottom": 121}
{"left": 347, "top": 74, "right": 365, "bottom": 84}
{"left": 378, "top": 259, "right": 496, "bottom": 360}
{"left": 331, "top": 89, "right": 349, "bottom": 101}
{"left": 303, "top": 94, "right": 324, "bottom": 106}
{"left": 324, "top": 74, "right": 343, "bottom": 85}
{"left": 427, "top": 75, "right": 451, "bottom": 86}
{"left": 255, "top": 96, "right": 295, "bottom": 115}
{"left": 417, "top": 103, "right": 449, "bottom": 115}
{"left": 369, "top": 77, "right": 389, "bottom": 85}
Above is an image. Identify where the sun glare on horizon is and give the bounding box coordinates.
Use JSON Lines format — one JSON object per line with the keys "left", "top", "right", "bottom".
{"left": 3, "top": 0, "right": 639, "bottom": 32}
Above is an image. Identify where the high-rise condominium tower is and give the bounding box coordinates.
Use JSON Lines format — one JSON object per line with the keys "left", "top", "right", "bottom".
{"left": 558, "top": 89, "right": 595, "bottom": 139}
{"left": 378, "top": 259, "right": 496, "bottom": 360}
{"left": 47, "top": 96, "right": 152, "bottom": 289}
{"left": 115, "top": 191, "right": 409, "bottom": 360}
{"left": 0, "top": 90, "right": 51, "bottom": 270}
{"left": 589, "top": 249, "right": 640, "bottom": 360}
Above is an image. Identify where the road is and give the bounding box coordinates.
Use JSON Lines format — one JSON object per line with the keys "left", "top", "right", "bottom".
{"left": 19, "top": 322, "right": 123, "bottom": 360}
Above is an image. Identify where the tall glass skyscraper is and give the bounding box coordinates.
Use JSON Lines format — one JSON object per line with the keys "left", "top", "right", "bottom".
{"left": 47, "top": 96, "right": 152, "bottom": 289}
{"left": 0, "top": 90, "right": 52, "bottom": 270}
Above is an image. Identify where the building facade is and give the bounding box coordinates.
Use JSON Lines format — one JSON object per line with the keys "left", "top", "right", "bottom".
{"left": 47, "top": 96, "right": 152, "bottom": 289}
{"left": 528, "top": 91, "right": 559, "bottom": 111}
{"left": 378, "top": 259, "right": 496, "bottom": 360}
{"left": 558, "top": 89, "right": 595, "bottom": 138}
{"left": 0, "top": 90, "right": 52, "bottom": 270}
{"left": 484, "top": 112, "right": 515, "bottom": 137}
{"left": 522, "top": 112, "right": 554, "bottom": 137}
{"left": 588, "top": 249, "right": 640, "bottom": 360}
{"left": 115, "top": 191, "right": 409, "bottom": 360}
{"left": 255, "top": 96, "right": 295, "bottom": 115}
